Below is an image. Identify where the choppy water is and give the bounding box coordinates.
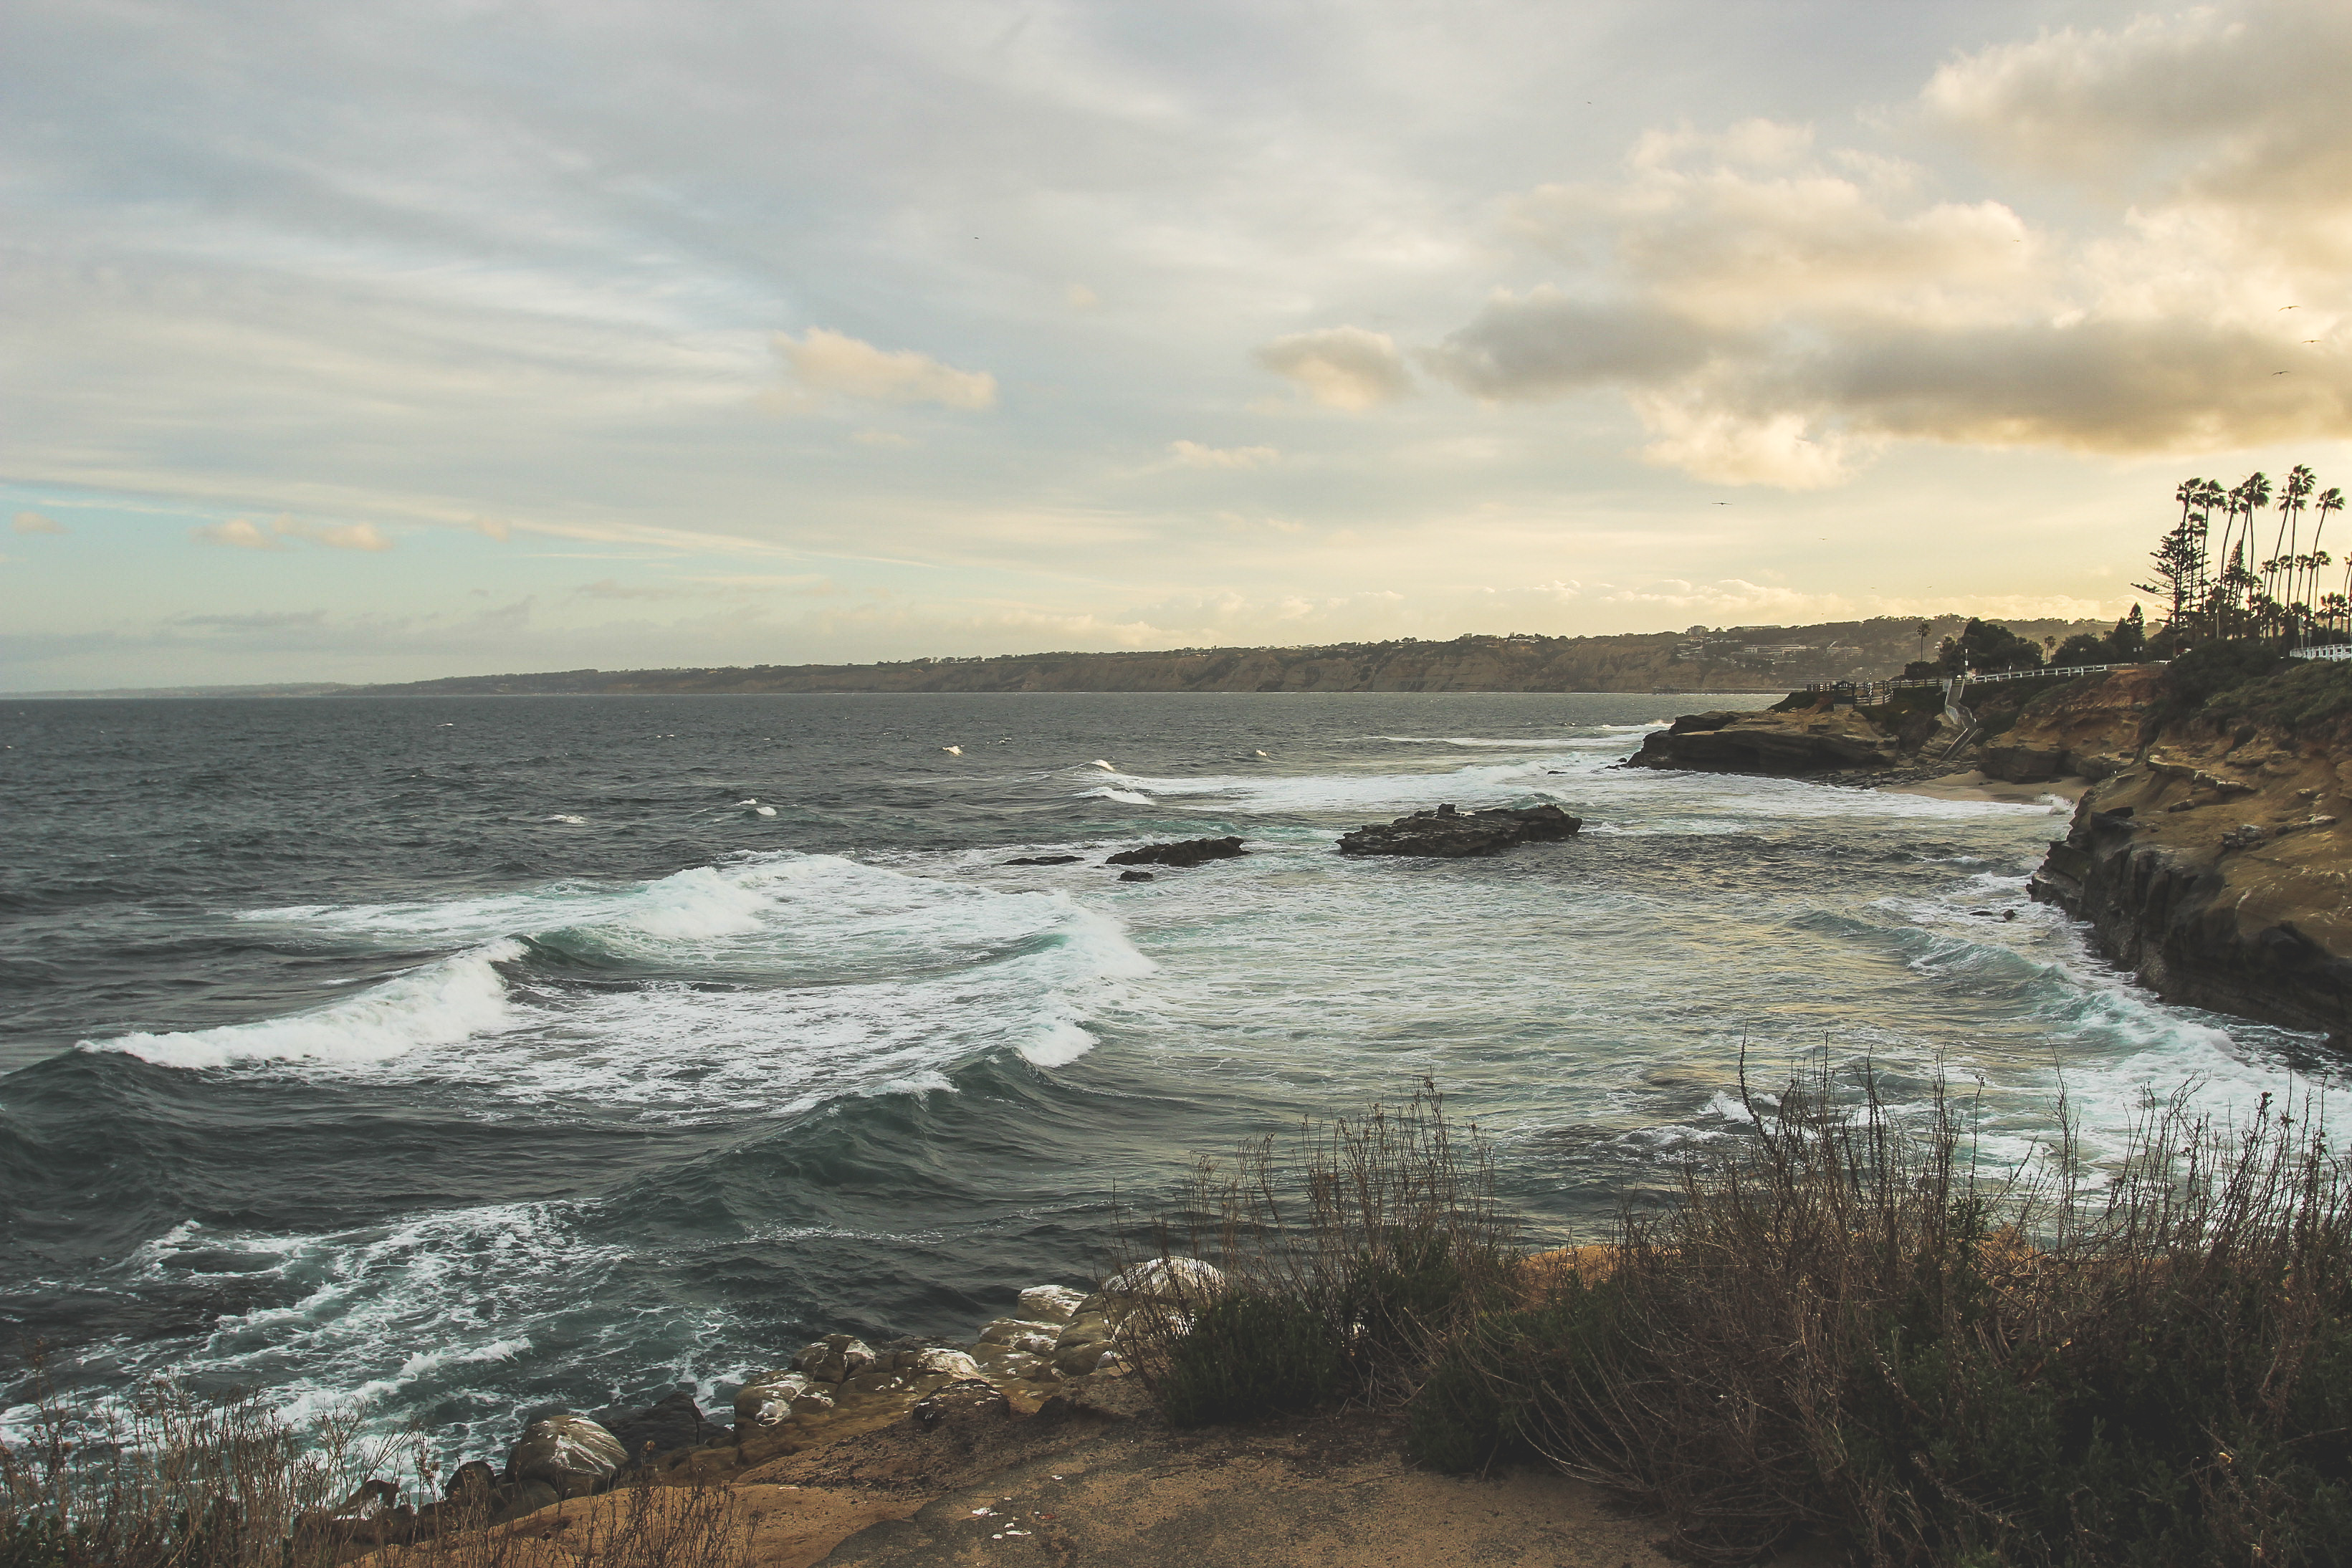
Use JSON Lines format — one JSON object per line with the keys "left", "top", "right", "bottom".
{"left": 2, "top": 692, "right": 2342, "bottom": 1454}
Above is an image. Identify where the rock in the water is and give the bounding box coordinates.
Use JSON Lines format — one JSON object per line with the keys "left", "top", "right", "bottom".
{"left": 1005, "top": 854, "right": 1081, "bottom": 865}
{"left": 1336, "top": 803, "right": 1581, "bottom": 858}
{"left": 1104, "top": 836, "right": 1246, "bottom": 868}
{"left": 505, "top": 1415, "right": 628, "bottom": 1497}
{"left": 1629, "top": 707, "right": 1903, "bottom": 774}
{"left": 1118, "top": 869, "right": 1155, "bottom": 881}
{"left": 594, "top": 1390, "right": 726, "bottom": 1464}
{"left": 1017, "top": 1284, "right": 1086, "bottom": 1324}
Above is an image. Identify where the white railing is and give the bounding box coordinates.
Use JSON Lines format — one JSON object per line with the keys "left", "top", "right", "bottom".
{"left": 2291, "top": 644, "right": 2352, "bottom": 661}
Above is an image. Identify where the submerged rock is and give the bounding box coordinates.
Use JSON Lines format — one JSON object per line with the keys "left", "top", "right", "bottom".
{"left": 1105, "top": 836, "right": 1246, "bottom": 868}
{"left": 1337, "top": 803, "right": 1581, "bottom": 858}
{"left": 1005, "top": 854, "right": 1081, "bottom": 865}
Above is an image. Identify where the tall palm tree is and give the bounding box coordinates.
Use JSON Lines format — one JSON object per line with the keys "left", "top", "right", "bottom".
{"left": 2305, "top": 484, "right": 2341, "bottom": 633}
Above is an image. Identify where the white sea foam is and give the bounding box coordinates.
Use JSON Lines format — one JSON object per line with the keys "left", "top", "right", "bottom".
{"left": 133, "top": 855, "right": 1159, "bottom": 1106}
{"left": 82, "top": 941, "right": 526, "bottom": 1070}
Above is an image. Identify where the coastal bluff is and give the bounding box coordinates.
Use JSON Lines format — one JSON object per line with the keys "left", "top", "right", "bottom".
{"left": 1635, "top": 661, "right": 2352, "bottom": 1043}
{"left": 2025, "top": 664, "right": 2352, "bottom": 1043}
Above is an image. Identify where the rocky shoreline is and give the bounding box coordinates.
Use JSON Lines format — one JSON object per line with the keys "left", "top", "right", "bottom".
{"left": 1633, "top": 665, "right": 2352, "bottom": 1044}
{"left": 342, "top": 1260, "right": 1220, "bottom": 1545}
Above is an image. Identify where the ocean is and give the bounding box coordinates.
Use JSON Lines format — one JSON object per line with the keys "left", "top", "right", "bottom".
{"left": 2, "top": 692, "right": 2341, "bottom": 1456}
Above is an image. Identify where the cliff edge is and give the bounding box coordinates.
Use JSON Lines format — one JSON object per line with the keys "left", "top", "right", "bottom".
{"left": 2024, "top": 659, "right": 2352, "bottom": 1043}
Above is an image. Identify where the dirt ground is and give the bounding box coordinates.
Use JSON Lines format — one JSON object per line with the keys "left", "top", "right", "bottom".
{"left": 752, "top": 1405, "right": 1681, "bottom": 1568}
{"left": 428, "top": 1376, "right": 1841, "bottom": 1568}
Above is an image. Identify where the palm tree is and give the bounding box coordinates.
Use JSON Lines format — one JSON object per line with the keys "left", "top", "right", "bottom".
{"left": 2304, "top": 485, "right": 2341, "bottom": 634}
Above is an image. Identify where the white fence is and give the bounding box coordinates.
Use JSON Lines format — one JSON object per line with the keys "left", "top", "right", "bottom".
{"left": 2291, "top": 644, "right": 2352, "bottom": 662}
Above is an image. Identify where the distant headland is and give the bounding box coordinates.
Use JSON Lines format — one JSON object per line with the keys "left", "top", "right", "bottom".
{"left": 11, "top": 614, "right": 2112, "bottom": 699}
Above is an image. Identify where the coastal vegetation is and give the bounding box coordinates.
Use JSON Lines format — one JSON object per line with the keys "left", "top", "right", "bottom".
{"left": 1133, "top": 1081, "right": 2352, "bottom": 1567}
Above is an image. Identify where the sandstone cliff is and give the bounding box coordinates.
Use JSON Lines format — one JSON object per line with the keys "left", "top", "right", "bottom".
{"left": 2025, "top": 664, "right": 2352, "bottom": 1043}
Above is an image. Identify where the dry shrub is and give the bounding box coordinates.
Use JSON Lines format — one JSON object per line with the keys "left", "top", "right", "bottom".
{"left": 376, "top": 1473, "right": 747, "bottom": 1568}
{"left": 0, "top": 1368, "right": 746, "bottom": 1568}
{"left": 1408, "top": 1066, "right": 2352, "bottom": 1566}
{"left": 1124, "top": 1080, "right": 1516, "bottom": 1423}
{"left": 0, "top": 1369, "right": 385, "bottom": 1567}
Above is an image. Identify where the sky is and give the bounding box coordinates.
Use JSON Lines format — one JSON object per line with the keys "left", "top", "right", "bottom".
{"left": 6, "top": 0, "right": 2351, "bottom": 689}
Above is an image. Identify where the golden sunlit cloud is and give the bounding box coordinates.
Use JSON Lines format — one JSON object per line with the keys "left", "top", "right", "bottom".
{"left": 1255, "top": 326, "right": 1412, "bottom": 410}
{"left": 772, "top": 328, "right": 998, "bottom": 411}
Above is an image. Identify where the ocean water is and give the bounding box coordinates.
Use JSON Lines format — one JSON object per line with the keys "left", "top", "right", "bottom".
{"left": 2, "top": 692, "right": 2343, "bottom": 1453}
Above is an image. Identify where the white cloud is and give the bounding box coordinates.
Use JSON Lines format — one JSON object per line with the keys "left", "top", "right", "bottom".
{"left": 189, "top": 516, "right": 393, "bottom": 551}
{"left": 1066, "top": 283, "right": 1099, "bottom": 310}
{"left": 277, "top": 518, "right": 393, "bottom": 551}
{"left": 12, "top": 510, "right": 65, "bottom": 535}
{"left": 1167, "top": 440, "right": 1279, "bottom": 469}
{"left": 773, "top": 328, "right": 997, "bottom": 411}
{"left": 1255, "top": 326, "right": 1412, "bottom": 410}
{"left": 853, "top": 429, "right": 916, "bottom": 447}
{"left": 191, "top": 519, "right": 290, "bottom": 550}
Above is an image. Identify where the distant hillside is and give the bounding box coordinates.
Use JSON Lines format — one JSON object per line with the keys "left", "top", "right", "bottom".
{"left": 355, "top": 615, "right": 2111, "bottom": 697}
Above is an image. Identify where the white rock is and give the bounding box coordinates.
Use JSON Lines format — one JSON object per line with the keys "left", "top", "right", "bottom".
{"left": 734, "top": 1370, "right": 812, "bottom": 1428}
{"left": 506, "top": 1416, "right": 628, "bottom": 1496}
{"left": 1101, "top": 1256, "right": 1227, "bottom": 1305}
{"left": 793, "top": 1334, "right": 876, "bottom": 1383}
{"left": 904, "top": 1348, "right": 983, "bottom": 1380}
{"left": 1016, "top": 1285, "right": 1087, "bottom": 1324}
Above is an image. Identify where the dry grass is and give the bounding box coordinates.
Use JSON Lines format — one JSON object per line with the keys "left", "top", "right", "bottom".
{"left": 1121, "top": 1080, "right": 1517, "bottom": 1420}
{"left": 1408, "top": 1067, "right": 2352, "bottom": 1565}
{"left": 0, "top": 1369, "right": 746, "bottom": 1568}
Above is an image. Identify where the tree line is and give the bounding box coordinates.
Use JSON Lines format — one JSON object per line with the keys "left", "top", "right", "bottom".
{"left": 1901, "top": 464, "right": 2347, "bottom": 679}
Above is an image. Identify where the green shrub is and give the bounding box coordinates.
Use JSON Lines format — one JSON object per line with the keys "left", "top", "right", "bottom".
{"left": 1157, "top": 1290, "right": 1348, "bottom": 1426}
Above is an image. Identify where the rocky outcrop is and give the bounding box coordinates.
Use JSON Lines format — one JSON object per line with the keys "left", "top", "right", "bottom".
{"left": 506, "top": 1414, "right": 629, "bottom": 1498}
{"left": 1979, "top": 667, "right": 2164, "bottom": 783}
{"left": 2028, "top": 697, "right": 2352, "bottom": 1043}
{"left": 1630, "top": 705, "right": 1910, "bottom": 773}
{"left": 1106, "top": 836, "right": 1246, "bottom": 868}
{"left": 1337, "top": 803, "right": 1582, "bottom": 858}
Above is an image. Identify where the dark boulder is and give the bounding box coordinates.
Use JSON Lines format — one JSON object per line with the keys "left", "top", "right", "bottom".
{"left": 1337, "top": 803, "right": 1581, "bottom": 858}
{"left": 591, "top": 1390, "right": 727, "bottom": 1468}
{"left": 1104, "top": 836, "right": 1246, "bottom": 868}
{"left": 1005, "top": 854, "right": 1081, "bottom": 865}
{"left": 1117, "top": 869, "right": 1155, "bottom": 882}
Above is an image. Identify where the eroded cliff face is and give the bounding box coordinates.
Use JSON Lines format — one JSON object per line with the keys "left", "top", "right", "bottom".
{"left": 2024, "top": 682, "right": 2352, "bottom": 1043}
{"left": 1979, "top": 666, "right": 2166, "bottom": 783}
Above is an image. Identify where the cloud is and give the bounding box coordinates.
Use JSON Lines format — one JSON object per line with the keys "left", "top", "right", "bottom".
{"left": 1167, "top": 440, "right": 1279, "bottom": 469}
{"left": 1255, "top": 326, "right": 1412, "bottom": 410}
{"left": 191, "top": 519, "right": 290, "bottom": 550}
{"left": 277, "top": 518, "right": 393, "bottom": 551}
{"left": 12, "top": 511, "right": 65, "bottom": 535}
{"left": 853, "top": 429, "right": 916, "bottom": 447}
{"left": 191, "top": 516, "right": 392, "bottom": 551}
{"left": 1423, "top": 5, "right": 2352, "bottom": 487}
{"left": 1425, "top": 289, "right": 1714, "bottom": 399}
{"left": 1066, "top": 283, "right": 1099, "bottom": 310}
{"left": 773, "top": 328, "right": 997, "bottom": 410}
